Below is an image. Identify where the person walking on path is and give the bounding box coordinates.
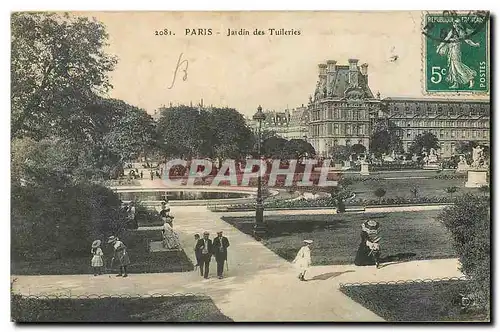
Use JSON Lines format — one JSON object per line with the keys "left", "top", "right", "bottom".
{"left": 90, "top": 240, "right": 104, "bottom": 276}
{"left": 193, "top": 234, "right": 202, "bottom": 270}
{"left": 354, "top": 220, "right": 381, "bottom": 268}
{"left": 108, "top": 236, "right": 131, "bottom": 277}
{"left": 293, "top": 240, "right": 313, "bottom": 281}
{"left": 140, "top": 170, "right": 143, "bottom": 179}
{"left": 195, "top": 231, "right": 213, "bottom": 279}
{"left": 150, "top": 170, "right": 154, "bottom": 180}
{"left": 212, "top": 231, "right": 230, "bottom": 279}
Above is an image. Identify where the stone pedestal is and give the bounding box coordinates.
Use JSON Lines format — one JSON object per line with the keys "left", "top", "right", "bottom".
{"left": 465, "top": 169, "right": 488, "bottom": 188}
{"left": 334, "top": 163, "right": 343, "bottom": 170}
{"left": 360, "top": 163, "right": 370, "bottom": 176}
{"left": 344, "top": 161, "right": 351, "bottom": 168}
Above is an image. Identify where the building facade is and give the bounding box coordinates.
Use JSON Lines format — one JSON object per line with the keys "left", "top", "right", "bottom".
{"left": 307, "top": 59, "right": 381, "bottom": 156}
{"left": 380, "top": 97, "right": 490, "bottom": 157}
{"left": 248, "top": 59, "right": 490, "bottom": 159}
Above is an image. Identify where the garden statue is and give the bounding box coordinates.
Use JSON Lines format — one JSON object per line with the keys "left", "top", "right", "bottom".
{"left": 471, "top": 146, "right": 485, "bottom": 169}
{"left": 349, "top": 154, "right": 353, "bottom": 162}
{"left": 428, "top": 147, "right": 438, "bottom": 163}
{"left": 391, "top": 150, "right": 396, "bottom": 159}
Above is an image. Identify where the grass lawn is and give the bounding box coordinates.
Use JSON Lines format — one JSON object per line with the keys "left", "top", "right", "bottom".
{"left": 346, "top": 176, "right": 476, "bottom": 202}
{"left": 222, "top": 210, "right": 456, "bottom": 265}
{"left": 11, "top": 295, "right": 232, "bottom": 322}
{"left": 11, "top": 229, "right": 194, "bottom": 275}
{"left": 340, "top": 280, "right": 489, "bottom": 322}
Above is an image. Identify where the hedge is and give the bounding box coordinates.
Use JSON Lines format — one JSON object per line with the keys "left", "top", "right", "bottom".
{"left": 437, "top": 194, "right": 491, "bottom": 316}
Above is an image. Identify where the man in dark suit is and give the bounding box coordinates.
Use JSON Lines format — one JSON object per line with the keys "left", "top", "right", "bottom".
{"left": 212, "top": 231, "right": 230, "bottom": 279}
{"left": 195, "top": 231, "right": 213, "bottom": 279}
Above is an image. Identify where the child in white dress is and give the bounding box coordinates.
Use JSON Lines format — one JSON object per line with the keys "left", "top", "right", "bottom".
{"left": 293, "top": 240, "right": 313, "bottom": 281}
{"left": 91, "top": 240, "right": 104, "bottom": 276}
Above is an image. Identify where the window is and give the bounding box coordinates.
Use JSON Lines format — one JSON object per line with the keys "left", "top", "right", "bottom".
{"left": 451, "top": 143, "right": 455, "bottom": 153}
{"left": 346, "top": 139, "right": 351, "bottom": 146}
{"left": 440, "top": 129, "right": 444, "bottom": 138}
{"left": 407, "top": 129, "right": 411, "bottom": 138}
{"left": 334, "top": 124, "right": 339, "bottom": 135}
{"left": 451, "top": 130, "right": 455, "bottom": 138}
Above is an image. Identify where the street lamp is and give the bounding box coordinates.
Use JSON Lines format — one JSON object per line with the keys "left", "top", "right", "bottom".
{"left": 253, "top": 105, "right": 266, "bottom": 239}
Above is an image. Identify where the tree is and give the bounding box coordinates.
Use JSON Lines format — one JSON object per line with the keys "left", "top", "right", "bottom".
{"left": 330, "top": 176, "right": 354, "bottom": 213}
{"left": 455, "top": 141, "right": 477, "bottom": 156}
{"left": 262, "top": 136, "right": 288, "bottom": 159}
{"left": 208, "top": 107, "right": 255, "bottom": 166}
{"left": 100, "top": 99, "right": 158, "bottom": 162}
{"left": 444, "top": 186, "right": 458, "bottom": 199}
{"left": 156, "top": 105, "right": 214, "bottom": 159}
{"left": 11, "top": 12, "right": 117, "bottom": 140}
{"left": 374, "top": 188, "right": 387, "bottom": 204}
{"left": 284, "top": 139, "right": 316, "bottom": 160}
{"left": 350, "top": 144, "right": 366, "bottom": 156}
{"left": 437, "top": 194, "right": 490, "bottom": 315}
{"left": 369, "top": 129, "right": 403, "bottom": 157}
{"left": 329, "top": 145, "right": 351, "bottom": 163}
{"left": 408, "top": 132, "right": 440, "bottom": 156}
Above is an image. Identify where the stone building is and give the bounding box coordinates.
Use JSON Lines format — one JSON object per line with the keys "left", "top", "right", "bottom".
{"left": 247, "top": 59, "right": 490, "bottom": 159}
{"left": 307, "top": 59, "right": 381, "bottom": 156}
{"left": 246, "top": 106, "right": 309, "bottom": 140}
{"left": 380, "top": 97, "right": 490, "bottom": 157}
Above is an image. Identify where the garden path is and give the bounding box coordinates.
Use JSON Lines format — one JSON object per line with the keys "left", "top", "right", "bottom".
{"left": 12, "top": 206, "right": 462, "bottom": 322}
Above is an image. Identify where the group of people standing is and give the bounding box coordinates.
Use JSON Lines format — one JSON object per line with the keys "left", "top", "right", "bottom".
{"left": 194, "top": 231, "right": 230, "bottom": 279}
{"left": 90, "top": 236, "right": 131, "bottom": 277}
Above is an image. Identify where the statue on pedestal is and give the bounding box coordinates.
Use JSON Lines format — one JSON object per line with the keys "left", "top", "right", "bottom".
{"left": 471, "top": 146, "right": 485, "bottom": 169}
{"left": 428, "top": 147, "right": 438, "bottom": 163}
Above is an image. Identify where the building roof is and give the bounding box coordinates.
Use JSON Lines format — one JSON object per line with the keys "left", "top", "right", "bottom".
{"left": 382, "top": 97, "right": 490, "bottom": 104}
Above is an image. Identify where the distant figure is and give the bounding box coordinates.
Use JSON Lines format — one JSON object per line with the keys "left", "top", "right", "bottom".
{"left": 293, "top": 240, "right": 313, "bottom": 281}
{"left": 212, "top": 231, "right": 230, "bottom": 279}
{"left": 195, "top": 231, "right": 213, "bottom": 279}
{"left": 150, "top": 170, "right": 154, "bottom": 180}
{"left": 91, "top": 240, "right": 104, "bottom": 276}
{"left": 194, "top": 234, "right": 202, "bottom": 270}
{"left": 108, "top": 236, "right": 130, "bottom": 277}
{"left": 354, "top": 220, "right": 381, "bottom": 268}
{"left": 140, "top": 171, "right": 143, "bottom": 179}
{"left": 128, "top": 202, "right": 137, "bottom": 229}
{"left": 159, "top": 207, "right": 173, "bottom": 228}
{"left": 155, "top": 170, "right": 161, "bottom": 178}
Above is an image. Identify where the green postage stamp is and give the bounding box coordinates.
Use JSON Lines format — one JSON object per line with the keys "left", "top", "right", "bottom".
{"left": 422, "top": 11, "right": 490, "bottom": 94}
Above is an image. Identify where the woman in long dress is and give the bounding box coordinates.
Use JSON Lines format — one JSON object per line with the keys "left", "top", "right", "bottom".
{"left": 354, "top": 220, "right": 381, "bottom": 268}
{"left": 293, "top": 240, "right": 313, "bottom": 281}
{"left": 436, "top": 19, "right": 480, "bottom": 89}
{"left": 162, "top": 220, "right": 181, "bottom": 250}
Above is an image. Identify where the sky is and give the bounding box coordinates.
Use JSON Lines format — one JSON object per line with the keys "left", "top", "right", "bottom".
{"left": 78, "top": 11, "right": 488, "bottom": 117}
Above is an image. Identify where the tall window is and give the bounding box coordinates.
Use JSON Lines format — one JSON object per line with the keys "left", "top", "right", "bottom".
{"left": 451, "top": 130, "right": 455, "bottom": 138}
{"left": 440, "top": 129, "right": 444, "bottom": 138}
{"left": 407, "top": 129, "right": 411, "bottom": 138}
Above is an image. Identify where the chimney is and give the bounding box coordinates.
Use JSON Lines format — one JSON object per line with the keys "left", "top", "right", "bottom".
{"left": 348, "top": 58, "right": 359, "bottom": 87}
{"left": 326, "top": 60, "right": 337, "bottom": 96}
{"left": 318, "top": 63, "right": 327, "bottom": 92}
{"left": 360, "top": 63, "right": 368, "bottom": 76}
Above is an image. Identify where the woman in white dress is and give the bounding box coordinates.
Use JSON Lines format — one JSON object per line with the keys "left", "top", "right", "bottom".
{"left": 163, "top": 220, "right": 181, "bottom": 250}
{"left": 293, "top": 240, "right": 313, "bottom": 281}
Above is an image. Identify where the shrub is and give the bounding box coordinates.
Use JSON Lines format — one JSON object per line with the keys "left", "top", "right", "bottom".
{"left": 11, "top": 182, "right": 127, "bottom": 260}
{"left": 437, "top": 194, "right": 490, "bottom": 316}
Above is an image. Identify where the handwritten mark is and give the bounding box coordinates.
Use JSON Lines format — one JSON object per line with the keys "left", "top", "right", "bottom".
{"left": 168, "top": 53, "right": 188, "bottom": 89}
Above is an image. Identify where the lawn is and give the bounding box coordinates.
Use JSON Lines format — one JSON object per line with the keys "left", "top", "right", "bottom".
{"left": 345, "top": 176, "right": 475, "bottom": 202}
{"left": 11, "top": 229, "right": 194, "bottom": 275}
{"left": 222, "top": 210, "right": 456, "bottom": 265}
{"left": 11, "top": 295, "right": 232, "bottom": 322}
{"left": 340, "top": 280, "right": 489, "bottom": 322}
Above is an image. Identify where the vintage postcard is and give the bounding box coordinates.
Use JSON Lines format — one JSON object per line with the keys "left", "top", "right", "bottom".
{"left": 10, "top": 11, "right": 491, "bottom": 323}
